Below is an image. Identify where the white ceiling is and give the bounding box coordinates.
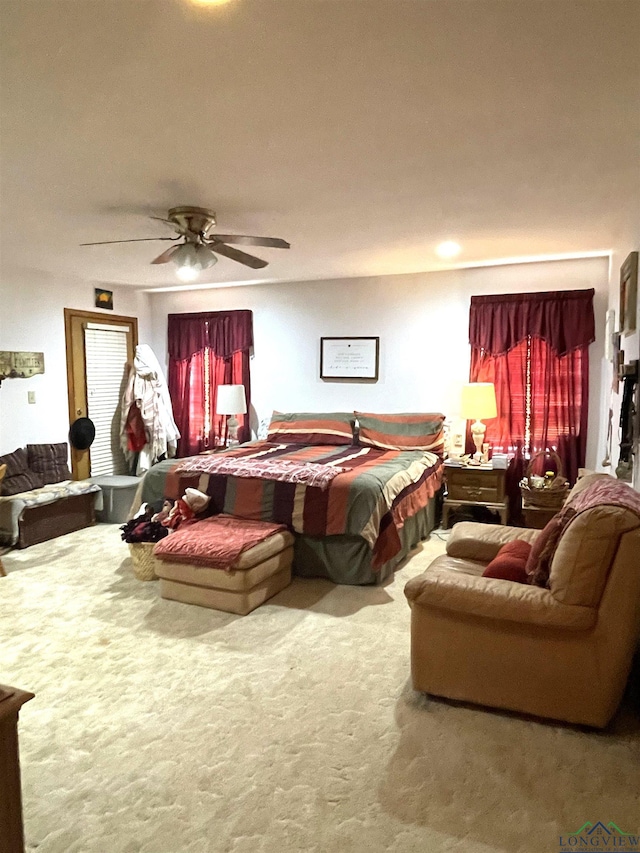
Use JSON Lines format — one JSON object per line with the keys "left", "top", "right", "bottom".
{"left": 1, "top": 0, "right": 639, "bottom": 291}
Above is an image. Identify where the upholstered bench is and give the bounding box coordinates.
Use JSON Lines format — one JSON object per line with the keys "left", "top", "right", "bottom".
{"left": 153, "top": 514, "right": 294, "bottom": 616}
{"left": 0, "top": 443, "right": 103, "bottom": 548}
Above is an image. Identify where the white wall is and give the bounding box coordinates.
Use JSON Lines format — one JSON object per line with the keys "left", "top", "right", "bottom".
{"left": 149, "top": 257, "right": 609, "bottom": 471}
{"left": 606, "top": 243, "right": 640, "bottom": 491}
{"left": 0, "top": 272, "right": 152, "bottom": 454}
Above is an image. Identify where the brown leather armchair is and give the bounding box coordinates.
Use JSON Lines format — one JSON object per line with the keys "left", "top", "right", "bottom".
{"left": 404, "top": 474, "right": 640, "bottom": 727}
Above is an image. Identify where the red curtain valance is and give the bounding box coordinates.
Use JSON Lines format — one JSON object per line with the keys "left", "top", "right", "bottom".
{"left": 168, "top": 310, "right": 254, "bottom": 360}
{"left": 469, "top": 289, "right": 595, "bottom": 356}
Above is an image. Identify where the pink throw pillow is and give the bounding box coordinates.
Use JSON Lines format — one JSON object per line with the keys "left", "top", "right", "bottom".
{"left": 482, "top": 539, "right": 532, "bottom": 584}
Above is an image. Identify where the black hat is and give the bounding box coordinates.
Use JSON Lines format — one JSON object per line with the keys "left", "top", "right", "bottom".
{"left": 69, "top": 417, "right": 96, "bottom": 451}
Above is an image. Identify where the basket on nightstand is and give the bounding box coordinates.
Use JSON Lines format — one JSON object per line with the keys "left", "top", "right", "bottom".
{"left": 519, "top": 451, "right": 569, "bottom": 510}
{"left": 128, "top": 542, "right": 158, "bottom": 581}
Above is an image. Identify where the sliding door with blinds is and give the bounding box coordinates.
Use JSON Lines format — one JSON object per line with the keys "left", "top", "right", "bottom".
{"left": 84, "top": 324, "right": 129, "bottom": 476}
{"left": 64, "top": 309, "right": 138, "bottom": 480}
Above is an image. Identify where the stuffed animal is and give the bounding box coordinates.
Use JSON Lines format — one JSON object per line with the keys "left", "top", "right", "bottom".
{"left": 184, "top": 488, "right": 210, "bottom": 514}
{"left": 161, "top": 498, "right": 194, "bottom": 530}
{"left": 160, "top": 489, "right": 210, "bottom": 530}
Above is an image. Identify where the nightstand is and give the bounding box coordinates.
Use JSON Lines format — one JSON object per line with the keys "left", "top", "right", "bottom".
{"left": 442, "top": 462, "right": 508, "bottom": 528}
{"left": 522, "top": 506, "right": 558, "bottom": 529}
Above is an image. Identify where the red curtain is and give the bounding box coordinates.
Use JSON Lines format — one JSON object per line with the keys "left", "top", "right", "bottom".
{"left": 168, "top": 311, "right": 253, "bottom": 457}
{"left": 469, "top": 290, "right": 594, "bottom": 488}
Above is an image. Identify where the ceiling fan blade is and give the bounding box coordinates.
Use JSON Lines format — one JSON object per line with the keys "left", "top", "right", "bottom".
{"left": 150, "top": 245, "right": 181, "bottom": 265}
{"left": 210, "top": 242, "right": 269, "bottom": 269}
{"left": 209, "top": 235, "right": 290, "bottom": 249}
{"left": 80, "top": 237, "right": 176, "bottom": 246}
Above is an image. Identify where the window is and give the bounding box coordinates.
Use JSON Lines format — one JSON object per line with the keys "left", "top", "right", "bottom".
{"left": 167, "top": 311, "right": 253, "bottom": 457}
{"left": 469, "top": 290, "right": 594, "bottom": 485}
{"left": 84, "top": 324, "right": 130, "bottom": 475}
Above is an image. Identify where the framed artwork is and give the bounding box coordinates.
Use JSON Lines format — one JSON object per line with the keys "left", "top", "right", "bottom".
{"left": 95, "top": 288, "right": 114, "bottom": 311}
{"left": 0, "top": 351, "right": 44, "bottom": 381}
{"left": 619, "top": 251, "right": 638, "bottom": 336}
{"left": 320, "top": 337, "right": 379, "bottom": 380}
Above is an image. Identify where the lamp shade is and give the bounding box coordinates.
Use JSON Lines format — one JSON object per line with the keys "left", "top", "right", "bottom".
{"left": 215, "top": 384, "right": 247, "bottom": 415}
{"left": 460, "top": 382, "right": 497, "bottom": 420}
{"left": 172, "top": 243, "right": 218, "bottom": 281}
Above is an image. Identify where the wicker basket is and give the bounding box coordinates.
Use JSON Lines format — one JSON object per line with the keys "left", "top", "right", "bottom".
{"left": 520, "top": 451, "right": 569, "bottom": 510}
{"left": 128, "top": 542, "right": 158, "bottom": 581}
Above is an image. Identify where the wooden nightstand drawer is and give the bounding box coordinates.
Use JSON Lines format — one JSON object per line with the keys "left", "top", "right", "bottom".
{"left": 445, "top": 467, "right": 505, "bottom": 502}
{"left": 442, "top": 463, "right": 509, "bottom": 528}
{"left": 448, "top": 483, "right": 500, "bottom": 502}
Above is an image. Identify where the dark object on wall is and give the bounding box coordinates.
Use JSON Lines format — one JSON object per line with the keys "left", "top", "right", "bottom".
{"left": 616, "top": 360, "right": 638, "bottom": 482}
{"left": 94, "top": 288, "right": 114, "bottom": 310}
{"left": 620, "top": 251, "right": 638, "bottom": 336}
{"left": 69, "top": 417, "right": 96, "bottom": 451}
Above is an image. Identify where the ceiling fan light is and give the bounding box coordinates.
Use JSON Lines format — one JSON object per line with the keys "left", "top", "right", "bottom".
{"left": 175, "top": 264, "right": 200, "bottom": 282}
{"left": 172, "top": 242, "right": 198, "bottom": 266}
{"left": 172, "top": 243, "right": 199, "bottom": 281}
{"left": 195, "top": 244, "right": 218, "bottom": 270}
{"left": 172, "top": 242, "right": 217, "bottom": 280}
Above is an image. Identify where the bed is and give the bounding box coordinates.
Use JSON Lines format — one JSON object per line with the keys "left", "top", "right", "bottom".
{"left": 136, "top": 411, "right": 445, "bottom": 585}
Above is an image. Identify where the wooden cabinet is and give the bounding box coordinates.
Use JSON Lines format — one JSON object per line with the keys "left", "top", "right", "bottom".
{"left": 442, "top": 464, "right": 508, "bottom": 528}
{"left": 523, "top": 506, "right": 558, "bottom": 529}
{"left": 0, "top": 685, "right": 34, "bottom": 853}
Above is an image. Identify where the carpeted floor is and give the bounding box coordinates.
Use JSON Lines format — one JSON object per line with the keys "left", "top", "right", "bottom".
{"left": 1, "top": 524, "right": 639, "bottom": 853}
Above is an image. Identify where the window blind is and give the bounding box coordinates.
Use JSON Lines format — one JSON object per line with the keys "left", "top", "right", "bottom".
{"left": 84, "top": 326, "right": 129, "bottom": 476}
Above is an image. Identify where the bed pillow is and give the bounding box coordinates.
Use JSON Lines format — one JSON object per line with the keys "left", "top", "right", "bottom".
{"left": 0, "top": 447, "right": 44, "bottom": 495}
{"left": 267, "top": 412, "right": 355, "bottom": 445}
{"left": 482, "top": 539, "right": 531, "bottom": 584}
{"left": 355, "top": 412, "right": 445, "bottom": 453}
{"left": 27, "top": 442, "right": 72, "bottom": 485}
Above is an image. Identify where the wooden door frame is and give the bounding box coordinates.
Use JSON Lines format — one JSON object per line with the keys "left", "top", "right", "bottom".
{"left": 64, "top": 308, "right": 138, "bottom": 480}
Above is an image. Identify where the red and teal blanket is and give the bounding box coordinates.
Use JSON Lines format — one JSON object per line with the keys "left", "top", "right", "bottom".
{"left": 159, "top": 441, "right": 444, "bottom": 568}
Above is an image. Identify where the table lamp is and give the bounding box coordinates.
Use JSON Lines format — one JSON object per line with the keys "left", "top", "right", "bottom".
{"left": 216, "top": 384, "right": 247, "bottom": 447}
{"left": 460, "top": 382, "right": 497, "bottom": 464}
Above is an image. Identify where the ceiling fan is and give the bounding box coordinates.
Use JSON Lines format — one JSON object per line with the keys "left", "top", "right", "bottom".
{"left": 81, "top": 206, "right": 290, "bottom": 281}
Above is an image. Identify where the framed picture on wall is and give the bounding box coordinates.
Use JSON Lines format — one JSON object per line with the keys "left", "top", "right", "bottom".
{"left": 320, "top": 337, "right": 379, "bottom": 380}
{"left": 619, "top": 251, "right": 638, "bottom": 336}
{"left": 95, "top": 288, "right": 114, "bottom": 311}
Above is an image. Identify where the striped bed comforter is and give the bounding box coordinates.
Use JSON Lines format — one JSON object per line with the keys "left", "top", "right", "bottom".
{"left": 164, "top": 442, "right": 444, "bottom": 568}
